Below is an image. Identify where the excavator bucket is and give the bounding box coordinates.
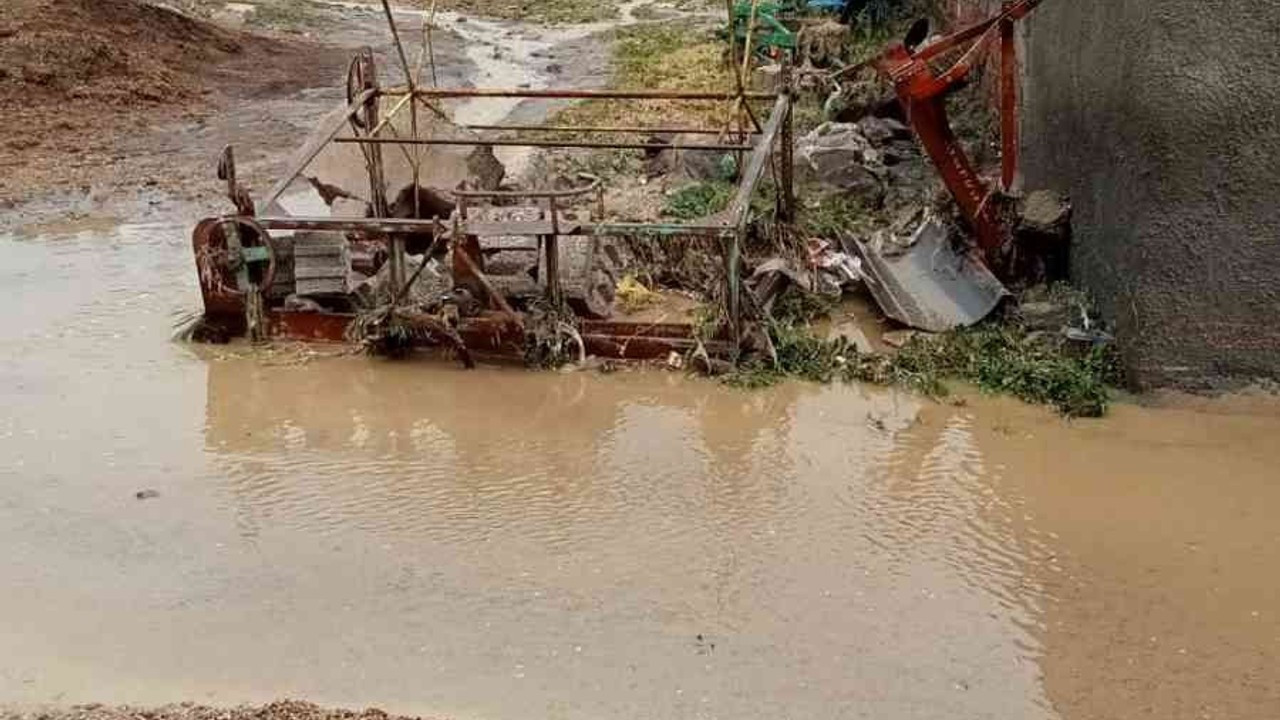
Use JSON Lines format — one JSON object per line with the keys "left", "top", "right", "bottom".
{"left": 844, "top": 217, "right": 1008, "bottom": 333}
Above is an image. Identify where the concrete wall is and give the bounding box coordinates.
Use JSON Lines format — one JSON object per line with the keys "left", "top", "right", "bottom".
{"left": 1015, "top": 0, "right": 1280, "bottom": 388}
{"left": 946, "top": 0, "right": 1280, "bottom": 388}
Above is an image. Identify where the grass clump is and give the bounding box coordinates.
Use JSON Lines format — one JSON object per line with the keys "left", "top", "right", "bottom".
{"left": 893, "top": 324, "right": 1122, "bottom": 417}
{"left": 551, "top": 24, "right": 733, "bottom": 131}
{"left": 433, "top": 0, "right": 618, "bottom": 23}
{"left": 723, "top": 289, "right": 1123, "bottom": 417}
{"left": 799, "top": 191, "right": 872, "bottom": 238}
{"left": 662, "top": 181, "right": 735, "bottom": 220}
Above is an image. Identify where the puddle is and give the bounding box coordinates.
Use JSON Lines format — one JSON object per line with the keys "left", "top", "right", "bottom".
{"left": 2, "top": 222, "right": 1280, "bottom": 718}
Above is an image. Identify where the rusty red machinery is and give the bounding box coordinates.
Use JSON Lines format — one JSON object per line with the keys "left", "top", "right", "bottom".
{"left": 191, "top": 0, "right": 795, "bottom": 365}
{"left": 190, "top": 1, "right": 1050, "bottom": 362}
{"left": 851, "top": 0, "right": 1047, "bottom": 274}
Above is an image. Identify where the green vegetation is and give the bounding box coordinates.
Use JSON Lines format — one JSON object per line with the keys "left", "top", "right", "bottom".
{"left": 434, "top": 0, "right": 619, "bottom": 23}
{"left": 723, "top": 289, "right": 1124, "bottom": 418}
{"left": 551, "top": 24, "right": 735, "bottom": 131}
{"left": 662, "top": 181, "right": 735, "bottom": 219}
{"left": 247, "top": 1, "right": 317, "bottom": 30}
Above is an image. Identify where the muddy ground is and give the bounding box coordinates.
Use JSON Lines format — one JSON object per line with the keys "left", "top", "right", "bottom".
{"left": 0, "top": 0, "right": 707, "bottom": 232}
{"left": 0, "top": 701, "right": 433, "bottom": 720}
{"left": 1, "top": 1, "right": 343, "bottom": 216}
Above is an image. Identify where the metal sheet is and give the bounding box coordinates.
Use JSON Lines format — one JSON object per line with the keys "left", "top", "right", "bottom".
{"left": 845, "top": 218, "right": 1008, "bottom": 333}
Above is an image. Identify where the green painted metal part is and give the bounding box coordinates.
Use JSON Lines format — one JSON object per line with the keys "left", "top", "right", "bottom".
{"left": 729, "top": 1, "right": 799, "bottom": 56}
{"left": 240, "top": 246, "right": 271, "bottom": 263}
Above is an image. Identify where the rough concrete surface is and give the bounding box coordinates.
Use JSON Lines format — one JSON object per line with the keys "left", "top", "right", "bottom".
{"left": 1014, "top": 0, "right": 1280, "bottom": 388}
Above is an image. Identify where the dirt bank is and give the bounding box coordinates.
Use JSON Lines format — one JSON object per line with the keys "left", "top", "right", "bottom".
{"left": 0, "top": 0, "right": 349, "bottom": 211}
{"left": 0, "top": 701, "right": 433, "bottom": 720}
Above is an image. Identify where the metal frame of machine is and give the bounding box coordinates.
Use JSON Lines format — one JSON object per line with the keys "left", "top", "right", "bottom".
{"left": 193, "top": 3, "right": 796, "bottom": 364}
{"left": 191, "top": 0, "right": 1052, "bottom": 362}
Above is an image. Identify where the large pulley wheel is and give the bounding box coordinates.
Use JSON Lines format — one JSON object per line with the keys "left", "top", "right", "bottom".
{"left": 219, "top": 216, "right": 278, "bottom": 295}
{"left": 346, "top": 50, "right": 379, "bottom": 132}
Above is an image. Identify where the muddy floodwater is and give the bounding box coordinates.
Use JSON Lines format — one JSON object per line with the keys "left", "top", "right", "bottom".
{"left": 2, "top": 220, "right": 1279, "bottom": 719}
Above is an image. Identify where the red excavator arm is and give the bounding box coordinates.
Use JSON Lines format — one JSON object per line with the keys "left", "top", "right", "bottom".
{"left": 865, "top": 0, "right": 1047, "bottom": 275}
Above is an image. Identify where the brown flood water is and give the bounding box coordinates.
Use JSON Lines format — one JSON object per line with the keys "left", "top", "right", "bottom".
{"left": 2, "top": 220, "right": 1279, "bottom": 719}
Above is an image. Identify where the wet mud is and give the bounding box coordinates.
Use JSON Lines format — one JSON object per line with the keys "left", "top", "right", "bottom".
{"left": 5, "top": 3, "right": 1280, "bottom": 719}
{"left": 2, "top": 220, "right": 1279, "bottom": 719}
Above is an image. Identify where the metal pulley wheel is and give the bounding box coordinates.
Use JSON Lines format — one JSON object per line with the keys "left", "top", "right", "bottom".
{"left": 346, "top": 49, "right": 380, "bottom": 132}
{"left": 219, "top": 216, "right": 278, "bottom": 295}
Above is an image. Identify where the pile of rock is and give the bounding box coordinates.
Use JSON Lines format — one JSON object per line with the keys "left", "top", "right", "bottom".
{"left": 794, "top": 117, "right": 933, "bottom": 211}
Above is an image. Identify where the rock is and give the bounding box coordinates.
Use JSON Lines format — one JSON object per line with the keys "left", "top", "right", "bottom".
{"left": 465, "top": 145, "right": 506, "bottom": 191}
{"left": 331, "top": 197, "right": 369, "bottom": 218}
{"left": 830, "top": 320, "right": 875, "bottom": 354}
{"left": 1015, "top": 300, "right": 1073, "bottom": 333}
{"left": 1018, "top": 190, "right": 1072, "bottom": 235}
{"left": 825, "top": 78, "right": 902, "bottom": 124}
{"left": 1014, "top": 190, "right": 1072, "bottom": 282}
{"left": 857, "top": 116, "right": 911, "bottom": 145}
{"left": 794, "top": 122, "right": 886, "bottom": 201}
{"left": 882, "top": 329, "right": 921, "bottom": 349}
{"left": 651, "top": 134, "right": 737, "bottom": 183}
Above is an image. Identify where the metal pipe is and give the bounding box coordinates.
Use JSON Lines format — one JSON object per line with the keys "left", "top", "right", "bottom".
{"left": 334, "top": 137, "right": 755, "bottom": 151}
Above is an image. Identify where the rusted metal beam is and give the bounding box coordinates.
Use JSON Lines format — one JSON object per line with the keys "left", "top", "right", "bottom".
{"left": 265, "top": 311, "right": 722, "bottom": 362}
{"left": 452, "top": 239, "right": 521, "bottom": 325}
{"left": 460, "top": 123, "right": 762, "bottom": 136}
{"left": 1000, "top": 3, "right": 1018, "bottom": 191}
{"left": 579, "top": 221, "right": 733, "bottom": 237}
{"left": 779, "top": 61, "right": 796, "bottom": 224}
{"left": 333, "top": 137, "right": 755, "bottom": 151}
{"left": 727, "top": 94, "right": 790, "bottom": 231}
{"left": 261, "top": 88, "right": 377, "bottom": 214}
{"left": 254, "top": 215, "right": 734, "bottom": 238}
{"left": 257, "top": 216, "right": 446, "bottom": 233}
{"left": 453, "top": 175, "right": 602, "bottom": 200}
{"left": 400, "top": 87, "right": 777, "bottom": 101}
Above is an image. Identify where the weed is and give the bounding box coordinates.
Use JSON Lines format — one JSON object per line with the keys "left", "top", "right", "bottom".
{"left": 551, "top": 24, "right": 732, "bottom": 132}
{"left": 724, "top": 313, "right": 1121, "bottom": 417}
{"left": 432, "top": 0, "right": 618, "bottom": 23}
{"left": 799, "top": 190, "right": 875, "bottom": 238}
{"left": 663, "top": 181, "right": 735, "bottom": 220}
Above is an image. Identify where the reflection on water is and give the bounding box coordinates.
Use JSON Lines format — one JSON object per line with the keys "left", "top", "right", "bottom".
{"left": 2, "top": 223, "right": 1278, "bottom": 719}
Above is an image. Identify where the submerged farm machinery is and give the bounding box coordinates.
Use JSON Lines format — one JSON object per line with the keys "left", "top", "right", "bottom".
{"left": 189, "top": 0, "right": 1054, "bottom": 362}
